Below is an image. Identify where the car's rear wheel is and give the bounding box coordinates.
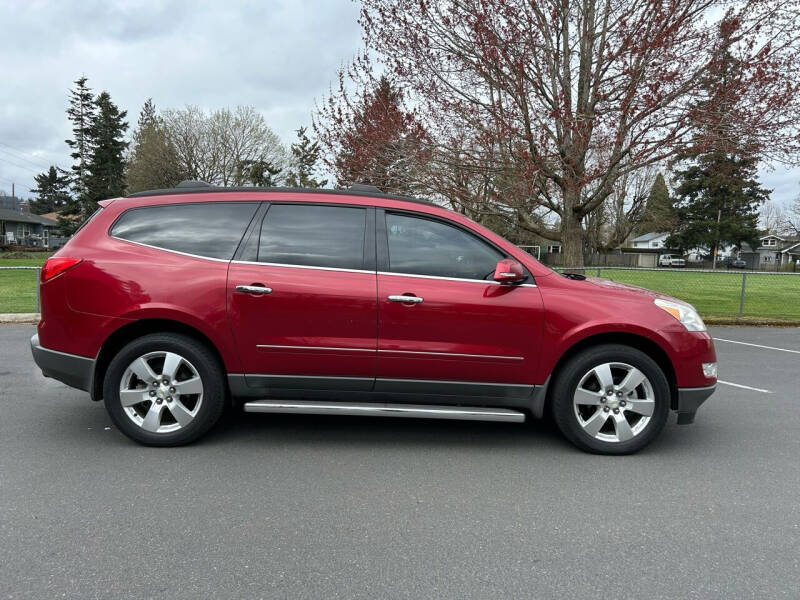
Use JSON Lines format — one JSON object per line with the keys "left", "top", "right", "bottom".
{"left": 551, "top": 344, "right": 670, "bottom": 455}
{"left": 103, "top": 333, "right": 226, "bottom": 446}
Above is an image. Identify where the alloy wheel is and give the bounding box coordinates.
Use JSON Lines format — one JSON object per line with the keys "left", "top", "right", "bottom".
{"left": 119, "top": 351, "right": 204, "bottom": 434}
{"left": 572, "top": 362, "right": 655, "bottom": 443}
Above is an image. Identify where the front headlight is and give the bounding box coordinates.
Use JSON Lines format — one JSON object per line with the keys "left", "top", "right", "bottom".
{"left": 654, "top": 298, "right": 706, "bottom": 332}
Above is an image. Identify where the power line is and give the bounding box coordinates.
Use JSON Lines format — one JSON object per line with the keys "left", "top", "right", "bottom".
{"left": 0, "top": 156, "right": 42, "bottom": 176}
{"left": 0, "top": 147, "right": 51, "bottom": 171}
{"left": 0, "top": 141, "right": 53, "bottom": 170}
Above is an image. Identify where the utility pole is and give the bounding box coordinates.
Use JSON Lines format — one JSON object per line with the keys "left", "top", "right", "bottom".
{"left": 712, "top": 207, "right": 722, "bottom": 270}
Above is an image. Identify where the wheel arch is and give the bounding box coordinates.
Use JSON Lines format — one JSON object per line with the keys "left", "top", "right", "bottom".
{"left": 539, "top": 331, "right": 678, "bottom": 416}
{"left": 91, "top": 318, "right": 227, "bottom": 401}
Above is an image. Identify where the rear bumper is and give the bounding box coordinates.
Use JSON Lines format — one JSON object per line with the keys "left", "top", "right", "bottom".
{"left": 675, "top": 384, "right": 716, "bottom": 425}
{"left": 30, "top": 334, "right": 94, "bottom": 393}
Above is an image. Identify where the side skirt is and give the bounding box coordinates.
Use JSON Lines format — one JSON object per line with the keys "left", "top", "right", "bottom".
{"left": 243, "top": 399, "right": 525, "bottom": 423}
{"left": 228, "top": 374, "right": 540, "bottom": 413}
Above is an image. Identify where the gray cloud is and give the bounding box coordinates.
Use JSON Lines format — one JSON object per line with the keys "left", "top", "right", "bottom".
{"left": 0, "top": 0, "right": 361, "bottom": 194}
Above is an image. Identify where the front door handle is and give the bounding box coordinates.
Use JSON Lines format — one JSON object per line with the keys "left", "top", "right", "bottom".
{"left": 236, "top": 284, "right": 273, "bottom": 295}
{"left": 388, "top": 294, "right": 423, "bottom": 304}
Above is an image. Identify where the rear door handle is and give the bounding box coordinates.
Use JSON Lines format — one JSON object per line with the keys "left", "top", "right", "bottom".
{"left": 388, "top": 294, "right": 423, "bottom": 304}
{"left": 236, "top": 284, "right": 273, "bottom": 295}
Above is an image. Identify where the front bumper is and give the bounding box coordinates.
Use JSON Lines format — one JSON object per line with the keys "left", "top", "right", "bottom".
{"left": 30, "top": 334, "right": 95, "bottom": 393}
{"left": 675, "top": 384, "right": 716, "bottom": 425}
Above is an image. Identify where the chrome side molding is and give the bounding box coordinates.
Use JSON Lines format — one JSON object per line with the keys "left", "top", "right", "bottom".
{"left": 242, "top": 400, "right": 526, "bottom": 422}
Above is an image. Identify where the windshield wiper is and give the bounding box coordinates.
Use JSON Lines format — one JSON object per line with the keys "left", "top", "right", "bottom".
{"left": 561, "top": 272, "right": 587, "bottom": 281}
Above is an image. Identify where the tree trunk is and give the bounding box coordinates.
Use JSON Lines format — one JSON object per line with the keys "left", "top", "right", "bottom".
{"left": 561, "top": 189, "right": 585, "bottom": 267}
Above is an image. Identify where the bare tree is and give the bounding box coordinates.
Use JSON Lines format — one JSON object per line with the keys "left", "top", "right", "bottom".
{"left": 604, "top": 167, "right": 657, "bottom": 249}
{"left": 162, "top": 106, "right": 287, "bottom": 186}
{"left": 784, "top": 197, "right": 800, "bottom": 236}
{"left": 319, "top": 0, "right": 800, "bottom": 265}
{"left": 759, "top": 200, "right": 787, "bottom": 234}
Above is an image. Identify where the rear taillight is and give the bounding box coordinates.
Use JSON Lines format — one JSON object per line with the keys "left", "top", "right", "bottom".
{"left": 40, "top": 257, "right": 83, "bottom": 282}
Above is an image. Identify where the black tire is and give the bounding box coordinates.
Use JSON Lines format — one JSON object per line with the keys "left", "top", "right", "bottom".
{"left": 551, "top": 344, "right": 670, "bottom": 455}
{"left": 103, "top": 333, "right": 226, "bottom": 446}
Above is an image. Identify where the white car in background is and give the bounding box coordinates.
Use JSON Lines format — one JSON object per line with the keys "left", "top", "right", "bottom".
{"left": 658, "top": 254, "right": 686, "bottom": 267}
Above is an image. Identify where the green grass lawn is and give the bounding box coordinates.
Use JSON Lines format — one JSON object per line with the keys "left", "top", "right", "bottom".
{"left": 589, "top": 268, "right": 800, "bottom": 321}
{"left": 0, "top": 251, "right": 53, "bottom": 267}
{"left": 0, "top": 252, "right": 52, "bottom": 312}
{"left": 0, "top": 268, "right": 40, "bottom": 313}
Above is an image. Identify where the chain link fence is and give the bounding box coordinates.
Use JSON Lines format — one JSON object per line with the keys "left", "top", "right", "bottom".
{"left": 554, "top": 266, "right": 800, "bottom": 321}
{"left": 0, "top": 267, "right": 41, "bottom": 313}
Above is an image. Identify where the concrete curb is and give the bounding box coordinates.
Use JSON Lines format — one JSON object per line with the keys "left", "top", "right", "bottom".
{"left": 0, "top": 313, "right": 40, "bottom": 324}
{"left": 703, "top": 317, "right": 800, "bottom": 327}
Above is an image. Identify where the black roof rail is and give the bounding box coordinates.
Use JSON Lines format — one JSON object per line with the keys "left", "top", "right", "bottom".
{"left": 176, "top": 180, "right": 215, "bottom": 189}
{"left": 348, "top": 183, "right": 383, "bottom": 194}
{"left": 126, "top": 184, "right": 435, "bottom": 207}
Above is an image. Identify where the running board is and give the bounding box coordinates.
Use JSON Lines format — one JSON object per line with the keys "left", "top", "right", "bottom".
{"left": 243, "top": 400, "right": 526, "bottom": 423}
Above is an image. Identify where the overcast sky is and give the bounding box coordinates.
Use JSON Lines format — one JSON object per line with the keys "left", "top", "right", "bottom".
{"left": 0, "top": 0, "right": 797, "bottom": 209}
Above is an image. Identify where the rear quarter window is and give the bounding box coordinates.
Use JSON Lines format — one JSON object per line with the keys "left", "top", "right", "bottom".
{"left": 110, "top": 202, "right": 258, "bottom": 260}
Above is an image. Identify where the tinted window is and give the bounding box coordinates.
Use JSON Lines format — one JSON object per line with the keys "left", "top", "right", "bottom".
{"left": 111, "top": 202, "right": 258, "bottom": 260}
{"left": 386, "top": 213, "right": 503, "bottom": 279}
{"left": 258, "top": 204, "right": 366, "bottom": 270}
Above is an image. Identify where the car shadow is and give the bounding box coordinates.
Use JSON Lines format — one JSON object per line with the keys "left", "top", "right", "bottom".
{"left": 201, "top": 408, "right": 569, "bottom": 452}
{"left": 28, "top": 389, "right": 721, "bottom": 458}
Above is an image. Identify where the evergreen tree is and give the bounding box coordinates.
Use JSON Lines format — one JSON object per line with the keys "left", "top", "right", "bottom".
{"left": 64, "top": 76, "right": 95, "bottom": 201}
{"left": 29, "top": 166, "right": 71, "bottom": 215}
{"left": 60, "top": 87, "right": 129, "bottom": 234}
{"left": 666, "top": 47, "right": 769, "bottom": 264}
{"left": 666, "top": 152, "right": 768, "bottom": 260}
{"left": 640, "top": 173, "right": 677, "bottom": 233}
{"left": 126, "top": 99, "right": 184, "bottom": 193}
{"left": 85, "top": 92, "right": 129, "bottom": 203}
{"left": 285, "top": 127, "right": 327, "bottom": 188}
{"left": 237, "top": 159, "right": 282, "bottom": 186}
{"left": 138, "top": 97, "right": 157, "bottom": 130}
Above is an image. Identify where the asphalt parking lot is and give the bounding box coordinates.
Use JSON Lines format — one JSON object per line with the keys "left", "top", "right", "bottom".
{"left": 1, "top": 325, "right": 798, "bottom": 599}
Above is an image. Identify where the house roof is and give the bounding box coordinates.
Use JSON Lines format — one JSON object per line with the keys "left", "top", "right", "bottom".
{"left": 39, "top": 211, "right": 78, "bottom": 222}
{"left": 0, "top": 208, "right": 58, "bottom": 226}
{"left": 632, "top": 232, "right": 666, "bottom": 242}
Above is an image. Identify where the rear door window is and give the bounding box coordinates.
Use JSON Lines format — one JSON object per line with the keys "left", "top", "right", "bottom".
{"left": 257, "top": 204, "right": 367, "bottom": 270}
{"left": 110, "top": 202, "right": 258, "bottom": 260}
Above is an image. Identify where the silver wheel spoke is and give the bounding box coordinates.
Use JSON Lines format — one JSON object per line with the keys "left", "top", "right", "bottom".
{"left": 142, "top": 402, "right": 165, "bottom": 432}
{"left": 129, "top": 357, "right": 158, "bottom": 384}
{"left": 612, "top": 412, "right": 634, "bottom": 442}
{"left": 574, "top": 387, "right": 603, "bottom": 406}
{"left": 120, "top": 351, "right": 204, "bottom": 434}
{"left": 161, "top": 352, "right": 183, "bottom": 381}
{"left": 174, "top": 377, "right": 202, "bottom": 396}
{"left": 120, "top": 389, "right": 147, "bottom": 407}
{"left": 167, "top": 400, "right": 194, "bottom": 427}
{"left": 582, "top": 409, "right": 610, "bottom": 437}
{"left": 574, "top": 361, "right": 656, "bottom": 443}
{"left": 626, "top": 398, "right": 655, "bottom": 417}
{"left": 593, "top": 363, "right": 614, "bottom": 390}
{"left": 619, "top": 367, "right": 646, "bottom": 394}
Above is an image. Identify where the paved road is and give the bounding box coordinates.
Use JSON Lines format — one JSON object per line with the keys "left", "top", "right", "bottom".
{"left": 1, "top": 325, "right": 798, "bottom": 599}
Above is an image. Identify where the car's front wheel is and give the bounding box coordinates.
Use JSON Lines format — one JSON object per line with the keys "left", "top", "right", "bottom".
{"left": 103, "top": 333, "right": 227, "bottom": 446}
{"left": 551, "top": 344, "right": 670, "bottom": 455}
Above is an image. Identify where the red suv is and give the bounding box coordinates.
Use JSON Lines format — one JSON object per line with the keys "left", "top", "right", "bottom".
{"left": 30, "top": 182, "right": 717, "bottom": 454}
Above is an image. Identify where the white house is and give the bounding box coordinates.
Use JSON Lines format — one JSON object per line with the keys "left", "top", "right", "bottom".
{"left": 630, "top": 232, "right": 669, "bottom": 249}
{"left": 740, "top": 234, "right": 800, "bottom": 268}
